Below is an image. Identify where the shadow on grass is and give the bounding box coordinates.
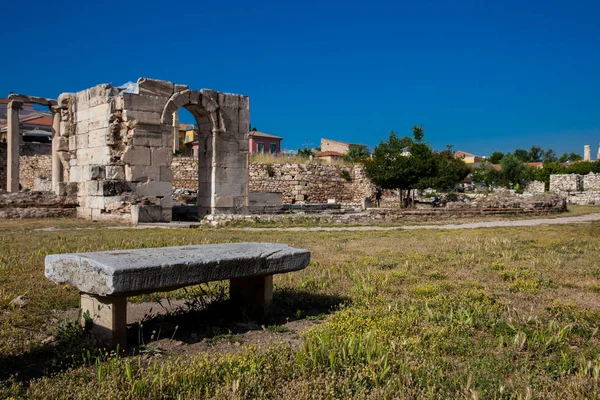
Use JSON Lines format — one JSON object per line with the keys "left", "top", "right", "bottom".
{"left": 0, "top": 289, "right": 348, "bottom": 385}
{"left": 132, "top": 288, "right": 348, "bottom": 346}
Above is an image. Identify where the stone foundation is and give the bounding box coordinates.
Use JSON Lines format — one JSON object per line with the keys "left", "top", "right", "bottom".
{"left": 0, "top": 191, "right": 77, "bottom": 219}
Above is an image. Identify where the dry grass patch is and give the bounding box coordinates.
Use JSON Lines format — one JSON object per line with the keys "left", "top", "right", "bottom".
{"left": 1, "top": 219, "right": 600, "bottom": 398}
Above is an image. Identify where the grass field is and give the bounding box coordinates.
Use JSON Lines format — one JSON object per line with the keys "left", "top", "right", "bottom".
{"left": 2, "top": 215, "right": 600, "bottom": 399}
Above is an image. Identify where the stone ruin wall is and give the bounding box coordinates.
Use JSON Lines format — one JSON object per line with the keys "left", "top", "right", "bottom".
{"left": 550, "top": 174, "right": 583, "bottom": 192}
{"left": 249, "top": 163, "right": 374, "bottom": 205}
{"left": 52, "top": 78, "right": 249, "bottom": 223}
{"left": 524, "top": 180, "right": 546, "bottom": 194}
{"left": 550, "top": 173, "right": 600, "bottom": 205}
{"left": 171, "top": 158, "right": 375, "bottom": 205}
{"left": 584, "top": 173, "right": 600, "bottom": 190}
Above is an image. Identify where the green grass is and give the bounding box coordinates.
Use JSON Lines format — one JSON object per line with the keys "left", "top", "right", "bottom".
{"left": 2, "top": 218, "right": 600, "bottom": 398}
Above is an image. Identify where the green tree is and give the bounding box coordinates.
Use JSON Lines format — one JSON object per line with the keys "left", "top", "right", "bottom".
{"left": 419, "top": 146, "right": 472, "bottom": 191}
{"left": 488, "top": 151, "right": 505, "bottom": 164}
{"left": 543, "top": 149, "right": 557, "bottom": 163}
{"left": 558, "top": 152, "right": 569, "bottom": 163}
{"left": 343, "top": 144, "right": 370, "bottom": 163}
{"left": 499, "top": 154, "right": 536, "bottom": 191}
{"left": 471, "top": 163, "right": 501, "bottom": 187}
{"left": 297, "top": 148, "right": 313, "bottom": 158}
{"left": 513, "top": 149, "right": 530, "bottom": 162}
{"left": 528, "top": 145, "right": 543, "bottom": 162}
{"left": 363, "top": 126, "right": 435, "bottom": 208}
{"left": 569, "top": 152, "right": 583, "bottom": 162}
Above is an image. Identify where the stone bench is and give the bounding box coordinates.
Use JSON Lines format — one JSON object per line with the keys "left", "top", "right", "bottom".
{"left": 45, "top": 242, "right": 310, "bottom": 348}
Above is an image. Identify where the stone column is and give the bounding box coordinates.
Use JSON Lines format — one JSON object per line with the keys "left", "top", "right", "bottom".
{"left": 172, "top": 110, "right": 179, "bottom": 152}
{"left": 51, "top": 110, "right": 63, "bottom": 194}
{"left": 597, "top": 143, "right": 600, "bottom": 162}
{"left": 6, "top": 101, "right": 22, "bottom": 192}
{"left": 584, "top": 145, "right": 591, "bottom": 162}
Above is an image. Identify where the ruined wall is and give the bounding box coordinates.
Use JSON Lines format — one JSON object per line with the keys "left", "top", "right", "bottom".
{"left": 172, "top": 156, "right": 198, "bottom": 190}
{"left": 524, "top": 180, "right": 545, "bottom": 194}
{"left": 58, "top": 78, "right": 249, "bottom": 223}
{"left": 549, "top": 173, "right": 600, "bottom": 205}
{"left": 20, "top": 155, "right": 52, "bottom": 190}
{"left": 583, "top": 173, "right": 600, "bottom": 190}
{"left": 1, "top": 143, "right": 55, "bottom": 191}
{"left": 550, "top": 174, "right": 583, "bottom": 192}
{"left": 249, "top": 163, "right": 374, "bottom": 204}
{"left": 171, "top": 159, "right": 374, "bottom": 205}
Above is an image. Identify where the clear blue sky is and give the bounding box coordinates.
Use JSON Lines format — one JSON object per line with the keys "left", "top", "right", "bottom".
{"left": 2, "top": 0, "right": 599, "bottom": 157}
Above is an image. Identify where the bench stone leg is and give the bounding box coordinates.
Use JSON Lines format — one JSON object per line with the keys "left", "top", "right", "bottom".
{"left": 230, "top": 275, "right": 273, "bottom": 317}
{"left": 80, "top": 293, "right": 127, "bottom": 349}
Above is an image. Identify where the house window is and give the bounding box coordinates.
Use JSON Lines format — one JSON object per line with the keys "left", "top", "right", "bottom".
{"left": 270, "top": 143, "right": 277, "bottom": 154}
{"left": 257, "top": 142, "right": 264, "bottom": 153}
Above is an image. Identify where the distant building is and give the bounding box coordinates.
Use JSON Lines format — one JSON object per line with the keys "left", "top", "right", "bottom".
{"left": 321, "top": 138, "right": 351, "bottom": 154}
{"left": 0, "top": 111, "right": 53, "bottom": 144}
{"left": 454, "top": 151, "right": 486, "bottom": 168}
{"left": 314, "top": 150, "right": 344, "bottom": 163}
{"left": 249, "top": 131, "right": 283, "bottom": 154}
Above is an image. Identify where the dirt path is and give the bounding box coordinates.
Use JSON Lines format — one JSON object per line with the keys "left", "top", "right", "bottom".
{"left": 226, "top": 213, "right": 600, "bottom": 232}
{"left": 34, "top": 213, "right": 600, "bottom": 232}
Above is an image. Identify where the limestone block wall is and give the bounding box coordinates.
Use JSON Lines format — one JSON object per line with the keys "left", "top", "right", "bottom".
{"left": 550, "top": 174, "right": 583, "bottom": 192}
{"left": 584, "top": 173, "right": 600, "bottom": 190}
{"left": 60, "top": 78, "right": 249, "bottom": 222}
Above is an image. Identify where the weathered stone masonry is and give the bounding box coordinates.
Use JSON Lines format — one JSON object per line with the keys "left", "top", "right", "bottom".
{"left": 172, "top": 158, "right": 375, "bottom": 205}
{"left": 52, "top": 78, "right": 249, "bottom": 223}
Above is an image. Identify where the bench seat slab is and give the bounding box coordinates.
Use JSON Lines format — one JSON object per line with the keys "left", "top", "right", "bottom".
{"left": 45, "top": 242, "right": 310, "bottom": 296}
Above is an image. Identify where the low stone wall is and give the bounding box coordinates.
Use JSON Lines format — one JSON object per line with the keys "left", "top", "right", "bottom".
{"left": 525, "top": 180, "right": 545, "bottom": 194}
{"left": 566, "top": 191, "right": 600, "bottom": 205}
{"left": 0, "top": 191, "right": 78, "bottom": 219}
{"left": 584, "top": 173, "right": 600, "bottom": 190}
{"left": 249, "top": 162, "right": 374, "bottom": 205}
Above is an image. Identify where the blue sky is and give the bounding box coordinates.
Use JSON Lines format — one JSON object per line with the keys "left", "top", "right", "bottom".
{"left": 2, "top": 0, "right": 599, "bottom": 156}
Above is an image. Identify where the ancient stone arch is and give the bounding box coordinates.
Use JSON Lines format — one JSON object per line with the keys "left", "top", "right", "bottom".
{"left": 39, "top": 77, "right": 249, "bottom": 223}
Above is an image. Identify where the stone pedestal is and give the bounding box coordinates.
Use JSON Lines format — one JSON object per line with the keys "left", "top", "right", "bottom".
{"left": 230, "top": 275, "right": 273, "bottom": 317}
{"left": 80, "top": 293, "right": 127, "bottom": 349}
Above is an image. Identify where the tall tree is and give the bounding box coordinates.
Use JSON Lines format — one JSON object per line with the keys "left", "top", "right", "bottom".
{"left": 543, "top": 149, "right": 557, "bottom": 163}
{"left": 513, "top": 149, "right": 530, "bottom": 162}
{"left": 488, "top": 151, "right": 505, "bottom": 164}
{"left": 418, "top": 146, "right": 471, "bottom": 191}
{"left": 558, "top": 152, "right": 569, "bottom": 163}
{"left": 568, "top": 152, "right": 583, "bottom": 162}
{"left": 528, "top": 145, "right": 543, "bottom": 162}
{"left": 343, "top": 144, "right": 370, "bottom": 162}
{"left": 363, "top": 126, "right": 435, "bottom": 208}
